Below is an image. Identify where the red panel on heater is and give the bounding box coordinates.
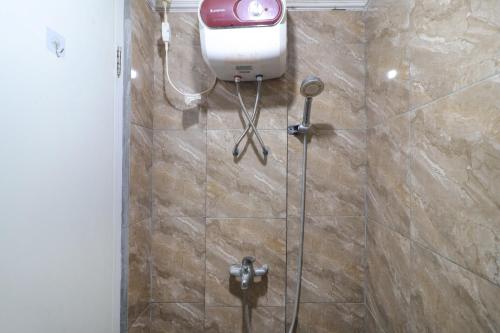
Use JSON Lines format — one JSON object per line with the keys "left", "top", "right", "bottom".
{"left": 200, "top": 0, "right": 282, "bottom": 28}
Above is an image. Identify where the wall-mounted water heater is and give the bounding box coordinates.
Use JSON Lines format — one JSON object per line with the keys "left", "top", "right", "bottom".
{"left": 198, "top": 0, "right": 287, "bottom": 81}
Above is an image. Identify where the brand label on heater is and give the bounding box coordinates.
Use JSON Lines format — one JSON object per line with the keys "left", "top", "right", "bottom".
{"left": 236, "top": 65, "right": 253, "bottom": 73}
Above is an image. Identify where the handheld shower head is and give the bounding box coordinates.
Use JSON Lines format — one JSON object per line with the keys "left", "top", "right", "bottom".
{"left": 300, "top": 76, "right": 324, "bottom": 98}
{"left": 288, "top": 75, "right": 324, "bottom": 135}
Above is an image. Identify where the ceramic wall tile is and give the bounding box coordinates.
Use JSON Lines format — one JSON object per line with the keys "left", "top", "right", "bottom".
{"left": 286, "top": 303, "right": 365, "bottom": 333}
{"left": 129, "top": 305, "right": 151, "bottom": 333}
{"left": 128, "top": 218, "right": 151, "bottom": 327}
{"left": 365, "top": 0, "right": 411, "bottom": 127}
{"left": 207, "top": 130, "right": 286, "bottom": 218}
{"left": 364, "top": 308, "right": 383, "bottom": 333}
{"left": 129, "top": 125, "right": 153, "bottom": 224}
{"left": 367, "top": 114, "right": 411, "bottom": 237}
{"left": 288, "top": 129, "right": 366, "bottom": 217}
{"left": 288, "top": 11, "right": 365, "bottom": 45}
{"left": 287, "top": 14, "right": 366, "bottom": 130}
{"left": 411, "top": 243, "right": 500, "bottom": 333}
{"left": 153, "top": 129, "right": 206, "bottom": 218}
{"left": 205, "top": 218, "right": 286, "bottom": 306}
{"left": 366, "top": 1, "right": 500, "bottom": 331}
{"left": 128, "top": 1, "right": 155, "bottom": 326}
{"left": 411, "top": 75, "right": 500, "bottom": 285}
{"left": 152, "top": 217, "right": 205, "bottom": 302}
{"left": 287, "top": 216, "right": 364, "bottom": 303}
{"left": 131, "top": 0, "right": 157, "bottom": 128}
{"left": 409, "top": 0, "right": 500, "bottom": 107}
{"left": 150, "top": 303, "right": 204, "bottom": 333}
{"left": 366, "top": 221, "right": 411, "bottom": 333}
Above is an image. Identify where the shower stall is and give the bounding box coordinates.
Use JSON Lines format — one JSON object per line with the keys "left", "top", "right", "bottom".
{"left": 125, "top": 0, "right": 500, "bottom": 332}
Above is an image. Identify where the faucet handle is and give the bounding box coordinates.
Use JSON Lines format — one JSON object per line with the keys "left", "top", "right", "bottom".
{"left": 242, "top": 256, "right": 256, "bottom": 264}
{"left": 254, "top": 264, "right": 268, "bottom": 277}
{"left": 229, "top": 264, "right": 242, "bottom": 277}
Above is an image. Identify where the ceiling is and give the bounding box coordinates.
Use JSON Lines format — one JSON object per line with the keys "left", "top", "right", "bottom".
{"left": 153, "top": 0, "right": 368, "bottom": 12}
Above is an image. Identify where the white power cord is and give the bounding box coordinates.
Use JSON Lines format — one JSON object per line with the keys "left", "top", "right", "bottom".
{"left": 162, "top": 1, "right": 217, "bottom": 105}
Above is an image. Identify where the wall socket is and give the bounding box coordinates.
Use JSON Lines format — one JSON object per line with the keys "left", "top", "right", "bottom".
{"left": 46, "top": 27, "right": 66, "bottom": 58}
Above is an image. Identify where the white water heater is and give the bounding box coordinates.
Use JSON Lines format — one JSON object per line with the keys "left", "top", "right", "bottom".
{"left": 198, "top": 0, "right": 287, "bottom": 81}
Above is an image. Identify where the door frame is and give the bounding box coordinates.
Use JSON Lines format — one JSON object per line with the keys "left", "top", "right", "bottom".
{"left": 113, "top": 0, "right": 126, "bottom": 332}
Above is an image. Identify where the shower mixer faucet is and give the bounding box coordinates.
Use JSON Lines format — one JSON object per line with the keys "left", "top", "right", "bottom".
{"left": 229, "top": 256, "right": 268, "bottom": 290}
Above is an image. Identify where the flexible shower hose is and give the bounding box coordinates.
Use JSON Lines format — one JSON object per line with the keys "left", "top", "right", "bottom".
{"left": 288, "top": 134, "right": 308, "bottom": 333}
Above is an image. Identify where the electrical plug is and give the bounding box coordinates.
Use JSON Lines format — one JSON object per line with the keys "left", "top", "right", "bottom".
{"left": 162, "top": 21, "right": 171, "bottom": 43}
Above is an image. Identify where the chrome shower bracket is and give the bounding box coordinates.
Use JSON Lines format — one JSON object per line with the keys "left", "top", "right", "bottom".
{"left": 233, "top": 75, "right": 269, "bottom": 157}
{"left": 287, "top": 124, "right": 310, "bottom": 136}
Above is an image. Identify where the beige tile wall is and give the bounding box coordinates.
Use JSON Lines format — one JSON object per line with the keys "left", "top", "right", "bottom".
{"left": 130, "top": 0, "right": 500, "bottom": 332}
{"left": 365, "top": 0, "right": 500, "bottom": 332}
{"left": 147, "top": 9, "right": 367, "bottom": 333}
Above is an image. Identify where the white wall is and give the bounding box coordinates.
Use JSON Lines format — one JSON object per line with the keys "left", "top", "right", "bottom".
{"left": 0, "top": 1, "right": 122, "bottom": 332}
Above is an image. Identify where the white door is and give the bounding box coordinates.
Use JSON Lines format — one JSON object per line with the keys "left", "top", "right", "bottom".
{"left": 0, "top": 1, "right": 123, "bottom": 332}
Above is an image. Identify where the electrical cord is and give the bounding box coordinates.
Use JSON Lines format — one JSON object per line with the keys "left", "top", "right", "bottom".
{"left": 162, "top": 1, "right": 217, "bottom": 105}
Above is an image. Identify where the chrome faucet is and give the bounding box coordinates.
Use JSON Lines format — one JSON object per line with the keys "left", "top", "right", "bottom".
{"left": 230, "top": 256, "right": 268, "bottom": 290}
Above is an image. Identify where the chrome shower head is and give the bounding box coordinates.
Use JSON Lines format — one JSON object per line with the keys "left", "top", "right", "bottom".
{"left": 300, "top": 76, "right": 324, "bottom": 98}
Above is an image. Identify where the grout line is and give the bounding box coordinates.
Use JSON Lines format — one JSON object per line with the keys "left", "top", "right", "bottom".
{"left": 130, "top": 122, "right": 154, "bottom": 131}
{"left": 203, "top": 304, "right": 286, "bottom": 308}
{"left": 204, "top": 104, "right": 208, "bottom": 325}
{"left": 148, "top": 9, "right": 158, "bottom": 311}
{"left": 366, "top": 72, "right": 500, "bottom": 130}
{"left": 368, "top": 218, "right": 410, "bottom": 241}
{"left": 362, "top": 131, "right": 369, "bottom": 311}
{"left": 365, "top": 305, "right": 388, "bottom": 333}
{"left": 284, "top": 80, "right": 289, "bottom": 329}
{"left": 361, "top": 18, "right": 369, "bottom": 315}
{"left": 153, "top": 8, "right": 367, "bottom": 13}
{"left": 364, "top": 0, "right": 373, "bottom": 12}
{"left": 203, "top": 215, "right": 365, "bottom": 220}
{"left": 407, "top": 87, "right": 416, "bottom": 332}
{"left": 411, "top": 239, "right": 500, "bottom": 289}
{"left": 150, "top": 301, "right": 206, "bottom": 304}
{"left": 205, "top": 217, "right": 287, "bottom": 221}
{"left": 409, "top": 71, "right": 500, "bottom": 113}
{"left": 148, "top": 301, "right": 153, "bottom": 328}
{"left": 367, "top": 110, "right": 412, "bottom": 131}
{"left": 284, "top": 300, "right": 366, "bottom": 304}
{"left": 370, "top": 219, "right": 500, "bottom": 290}
{"left": 152, "top": 127, "right": 370, "bottom": 132}
{"left": 149, "top": 115, "right": 154, "bottom": 306}
{"left": 162, "top": 302, "right": 370, "bottom": 308}
{"left": 154, "top": 128, "right": 287, "bottom": 132}
{"left": 130, "top": 303, "right": 151, "bottom": 327}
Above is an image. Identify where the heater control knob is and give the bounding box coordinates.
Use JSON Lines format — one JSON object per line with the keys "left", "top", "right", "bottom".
{"left": 249, "top": 1, "right": 264, "bottom": 17}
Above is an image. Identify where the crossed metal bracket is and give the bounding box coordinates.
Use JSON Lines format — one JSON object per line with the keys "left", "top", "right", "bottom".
{"left": 232, "top": 75, "right": 269, "bottom": 157}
